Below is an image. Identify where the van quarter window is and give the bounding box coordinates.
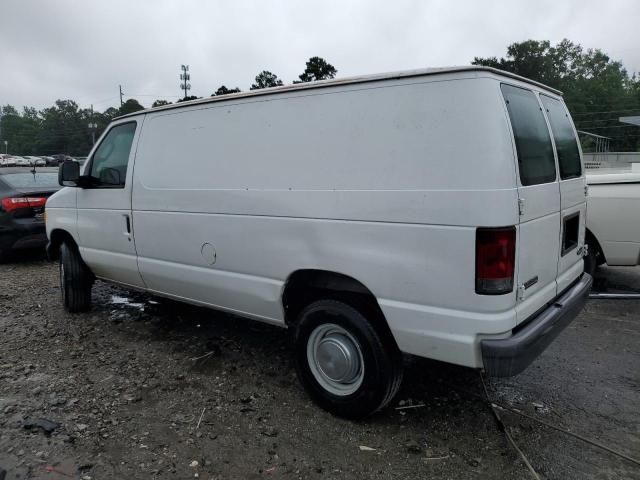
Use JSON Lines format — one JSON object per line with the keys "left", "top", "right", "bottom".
{"left": 89, "top": 122, "right": 137, "bottom": 188}
{"left": 540, "top": 95, "right": 582, "bottom": 180}
{"left": 500, "top": 84, "right": 556, "bottom": 186}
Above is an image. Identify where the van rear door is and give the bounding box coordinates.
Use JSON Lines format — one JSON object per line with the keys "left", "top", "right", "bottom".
{"left": 540, "top": 95, "right": 586, "bottom": 293}
{"left": 501, "top": 84, "right": 560, "bottom": 323}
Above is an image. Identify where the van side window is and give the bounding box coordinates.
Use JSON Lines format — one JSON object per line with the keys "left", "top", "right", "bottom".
{"left": 540, "top": 95, "right": 582, "bottom": 179}
{"left": 501, "top": 84, "right": 556, "bottom": 186}
{"left": 89, "top": 122, "right": 137, "bottom": 188}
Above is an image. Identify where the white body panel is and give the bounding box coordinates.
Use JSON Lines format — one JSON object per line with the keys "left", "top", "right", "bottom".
{"left": 46, "top": 68, "right": 586, "bottom": 369}
{"left": 586, "top": 173, "right": 640, "bottom": 266}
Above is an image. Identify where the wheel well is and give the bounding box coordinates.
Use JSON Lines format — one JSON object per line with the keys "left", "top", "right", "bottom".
{"left": 585, "top": 228, "right": 606, "bottom": 265}
{"left": 282, "top": 269, "right": 397, "bottom": 347}
{"left": 48, "top": 229, "right": 77, "bottom": 260}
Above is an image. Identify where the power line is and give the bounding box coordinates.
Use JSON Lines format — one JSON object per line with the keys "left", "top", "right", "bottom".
{"left": 574, "top": 118, "right": 636, "bottom": 125}
{"left": 570, "top": 102, "right": 640, "bottom": 109}
{"left": 127, "top": 94, "right": 182, "bottom": 98}
{"left": 571, "top": 107, "right": 640, "bottom": 116}
{"left": 575, "top": 124, "right": 639, "bottom": 130}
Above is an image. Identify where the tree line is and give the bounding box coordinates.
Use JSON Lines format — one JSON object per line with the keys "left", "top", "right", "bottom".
{"left": 1, "top": 44, "right": 639, "bottom": 157}
{"left": 473, "top": 39, "right": 640, "bottom": 152}
{"left": 0, "top": 56, "right": 337, "bottom": 157}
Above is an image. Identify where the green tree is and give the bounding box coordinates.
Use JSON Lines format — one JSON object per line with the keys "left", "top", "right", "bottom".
{"left": 103, "top": 107, "right": 119, "bottom": 120}
{"left": 295, "top": 56, "right": 337, "bottom": 83}
{"left": 20, "top": 107, "right": 42, "bottom": 155}
{"left": 473, "top": 39, "right": 640, "bottom": 151}
{"left": 152, "top": 99, "right": 172, "bottom": 108}
{"left": 213, "top": 85, "right": 242, "bottom": 96}
{"left": 119, "top": 99, "right": 145, "bottom": 115}
{"left": 38, "top": 100, "right": 90, "bottom": 156}
{"left": 1, "top": 105, "right": 26, "bottom": 155}
{"left": 177, "top": 95, "right": 200, "bottom": 103}
{"left": 250, "top": 71, "right": 284, "bottom": 90}
{"left": 1, "top": 101, "right": 122, "bottom": 156}
{"left": 1, "top": 105, "right": 18, "bottom": 116}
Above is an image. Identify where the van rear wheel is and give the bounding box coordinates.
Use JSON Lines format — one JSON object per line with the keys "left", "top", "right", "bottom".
{"left": 293, "top": 299, "right": 403, "bottom": 419}
{"left": 60, "top": 242, "right": 92, "bottom": 312}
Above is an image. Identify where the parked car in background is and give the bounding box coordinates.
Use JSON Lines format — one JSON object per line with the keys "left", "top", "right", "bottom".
{"left": 0, "top": 167, "right": 61, "bottom": 261}
{"left": 49, "top": 154, "right": 73, "bottom": 166}
{"left": 24, "top": 156, "right": 46, "bottom": 166}
{"left": 585, "top": 170, "right": 640, "bottom": 275}
{"left": 12, "top": 156, "right": 31, "bottom": 166}
{"left": 47, "top": 66, "right": 592, "bottom": 418}
{"left": 0, "top": 155, "right": 16, "bottom": 167}
{"left": 42, "top": 156, "right": 57, "bottom": 166}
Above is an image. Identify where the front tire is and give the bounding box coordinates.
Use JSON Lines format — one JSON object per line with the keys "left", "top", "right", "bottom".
{"left": 60, "top": 242, "right": 92, "bottom": 312}
{"left": 294, "top": 299, "right": 403, "bottom": 419}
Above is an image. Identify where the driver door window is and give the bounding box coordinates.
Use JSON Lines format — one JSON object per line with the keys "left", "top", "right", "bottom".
{"left": 89, "top": 122, "right": 137, "bottom": 187}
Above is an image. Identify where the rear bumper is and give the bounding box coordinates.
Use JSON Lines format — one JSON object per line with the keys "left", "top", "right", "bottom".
{"left": 0, "top": 217, "right": 47, "bottom": 252}
{"left": 481, "top": 273, "right": 592, "bottom": 377}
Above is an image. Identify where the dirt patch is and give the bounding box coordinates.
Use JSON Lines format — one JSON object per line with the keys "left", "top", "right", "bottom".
{"left": 1, "top": 256, "right": 638, "bottom": 479}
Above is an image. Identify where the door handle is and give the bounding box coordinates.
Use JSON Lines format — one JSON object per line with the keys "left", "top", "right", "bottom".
{"left": 122, "top": 214, "right": 131, "bottom": 239}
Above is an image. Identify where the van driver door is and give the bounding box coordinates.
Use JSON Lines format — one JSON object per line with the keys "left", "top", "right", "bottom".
{"left": 76, "top": 119, "right": 146, "bottom": 288}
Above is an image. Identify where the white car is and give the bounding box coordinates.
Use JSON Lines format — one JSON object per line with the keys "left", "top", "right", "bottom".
{"left": 23, "top": 156, "right": 46, "bottom": 166}
{"left": 585, "top": 171, "right": 640, "bottom": 274}
{"left": 11, "top": 156, "right": 30, "bottom": 166}
{"left": 0, "top": 155, "right": 14, "bottom": 167}
{"left": 46, "top": 66, "right": 591, "bottom": 418}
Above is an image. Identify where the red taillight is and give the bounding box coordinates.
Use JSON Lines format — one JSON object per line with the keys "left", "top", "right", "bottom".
{"left": 476, "top": 227, "right": 516, "bottom": 295}
{"left": 1, "top": 197, "right": 47, "bottom": 213}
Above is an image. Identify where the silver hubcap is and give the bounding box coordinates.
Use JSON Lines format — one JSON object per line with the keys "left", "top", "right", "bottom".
{"left": 307, "top": 324, "right": 364, "bottom": 396}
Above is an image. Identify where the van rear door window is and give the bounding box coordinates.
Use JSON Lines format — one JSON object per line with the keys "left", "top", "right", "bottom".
{"left": 501, "top": 84, "right": 556, "bottom": 186}
{"left": 540, "top": 95, "right": 582, "bottom": 179}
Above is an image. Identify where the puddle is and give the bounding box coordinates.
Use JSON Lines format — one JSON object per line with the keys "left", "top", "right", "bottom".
{"left": 110, "top": 295, "right": 145, "bottom": 311}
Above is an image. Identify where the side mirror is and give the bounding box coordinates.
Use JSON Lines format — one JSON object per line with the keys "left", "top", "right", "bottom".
{"left": 58, "top": 160, "right": 80, "bottom": 186}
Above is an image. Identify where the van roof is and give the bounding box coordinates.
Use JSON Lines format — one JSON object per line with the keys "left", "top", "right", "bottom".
{"left": 116, "top": 66, "right": 562, "bottom": 120}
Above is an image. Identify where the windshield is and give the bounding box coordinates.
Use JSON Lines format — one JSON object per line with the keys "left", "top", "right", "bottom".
{"left": 2, "top": 173, "right": 59, "bottom": 189}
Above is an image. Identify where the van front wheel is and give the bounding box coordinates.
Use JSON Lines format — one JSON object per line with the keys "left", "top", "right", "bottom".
{"left": 293, "top": 300, "right": 403, "bottom": 419}
{"left": 60, "top": 242, "right": 92, "bottom": 312}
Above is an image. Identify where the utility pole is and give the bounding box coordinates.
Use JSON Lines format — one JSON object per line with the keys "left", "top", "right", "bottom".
{"left": 88, "top": 104, "right": 97, "bottom": 145}
{"left": 180, "top": 65, "right": 191, "bottom": 100}
{"left": 119, "top": 85, "right": 124, "bottom": 107}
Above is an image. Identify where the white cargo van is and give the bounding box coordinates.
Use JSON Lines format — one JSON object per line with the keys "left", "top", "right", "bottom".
{"left": 46, "top": 66, "right": 592, "bottom": 418}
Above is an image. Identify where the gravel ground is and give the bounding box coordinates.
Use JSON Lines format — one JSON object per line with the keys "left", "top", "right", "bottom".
{"left": 0, "top": 253, "right": 638, "bottom": 479}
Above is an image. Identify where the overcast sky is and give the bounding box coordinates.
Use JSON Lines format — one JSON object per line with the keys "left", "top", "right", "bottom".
{"left": 1, "top": 0, "right": 639, "bottom": 111}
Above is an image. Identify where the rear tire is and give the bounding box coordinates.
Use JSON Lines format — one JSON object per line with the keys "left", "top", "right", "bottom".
{"left": 293, "top": 299, "right": 403, "bottom": 419}
{"left": 60, "top": 242, "right": 92, "bottom": 312}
